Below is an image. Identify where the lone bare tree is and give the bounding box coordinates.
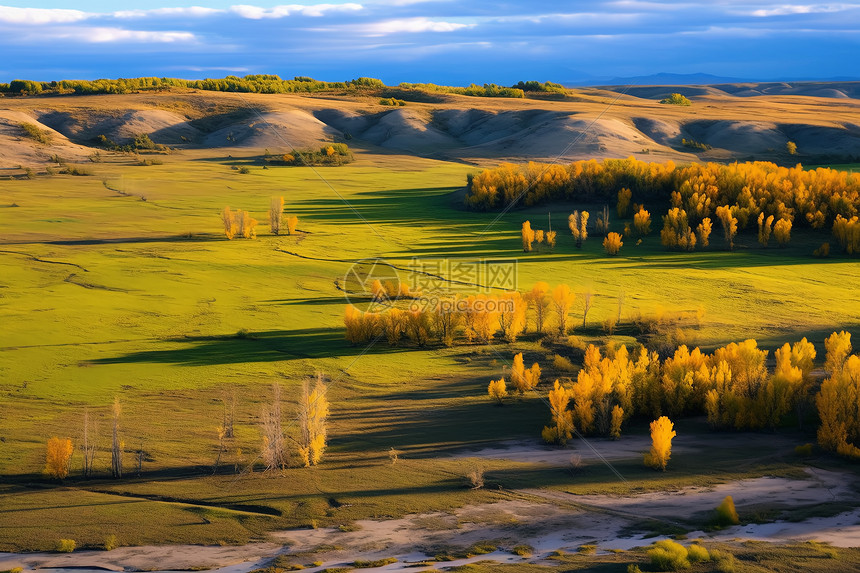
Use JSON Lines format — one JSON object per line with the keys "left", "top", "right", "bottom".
{"left": 260, "top": 383, "right": 287, "bottom": 472}
{"left": 81, "top": 409, "right": 98, "bottom": 478}
{"left": 582, "top": 291, "right": 593, "bottom": 329}
{"left": 111, "top": 397, "right": 122, "bottom": 479}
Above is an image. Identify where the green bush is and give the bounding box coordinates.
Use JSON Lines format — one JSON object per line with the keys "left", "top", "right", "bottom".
{"left": 681, "top": 138, "right": 712, "bottom": 151}
{"left": 660, "top": 93, "right": 692, "bottom": 105}
{"left": 18, "top": 122, "right": 51, "bottom": 144}
{"left": 648, "top": 539, "right": 690, "bottom": 571}
{"left": 104, "top": 534, "right": 118, "bottom": 551}
{"left": 686, "top": 543, "right": 710, "bottom": 563}
{"left": 56, "top": 538, "right": 76, "bottom": 552}
{"left": 511, "top": 544, "right": 533, "bottom": 557}
{"left": 710, "top": 549, "right": 736, "bottom": 573}
{"left": 65, "top": 165, "right": 93, "bottom": 176}
{"left": 714, "top": 496, "right": 740, "bottom": 527}
{"left": 352, "top": 557, "right": 397, "bottom": 568}
{"left": 795, "top": 443, "right": 814, "bottom": 456}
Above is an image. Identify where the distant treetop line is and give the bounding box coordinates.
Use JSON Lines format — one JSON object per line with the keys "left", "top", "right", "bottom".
{"left": 0, "top": 75, "right": 577, "bottom": 100}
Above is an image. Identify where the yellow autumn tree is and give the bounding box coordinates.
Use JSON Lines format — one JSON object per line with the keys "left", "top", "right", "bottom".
{"left": 617, "top": 187, "right": 632, "bottom": 218}
{"left": 570, "top": 370, "right": 596, "bottom": 434}
{"left": 511, "top": 352, "right": 541, "bottom": 393}
{"left": 603, "top": 232, "right": 623, "bottom": 255}
{"left": 45, "top": 437, "right": 74, "bottom": 479}
{"left": 221, "top": 206, "right": 237, "bottom": 239}
{"left": 824, "top": 331, "right": 852, "bottom": 376}
{"left": 542, "top": 380, "right": 574, "bottom": 445}
{"left": 633, "top": 207, "right": 651, "bottom": 237}
{"left": 757, "top": 212, "right": 774, "bottom": 247}
{"left": 644, "top": 416, "right": 676, "bottom": 471}
{"left": 551, "top": 284, "right": 575, "bottom": 335}
{"left": 534, "top": 229, "right": 545, "bottom": 245}
{"left": 298, "top": 374, "right": 329, "bottom": 467}
{"left": 697, "top": 217, "right": 712, "bottom": 247}
{"left": 568, "top": 211, "right": 589, "bottom": 248}
{"left": 715, "top": 205, "right": 738, "bottom": 250}
{"left": 521, "top": 220, "right": 535, "bottom": 252}
{"left": 773, "top": 218, "right": 791, "bottom": 247}
{"left": 526, "top": 282, "right": 551, "bottom": 334}
{"left": 546, "top": 230, "right": 557, "bottom": 248}
{"left": 286, "top": 215, "right": 299, "bottom": 235}
{"left": 488, "top": 377, "right": 507, "bottom": 404}
{"left": 609, "top": 405, "right": 624, "bottom": 440}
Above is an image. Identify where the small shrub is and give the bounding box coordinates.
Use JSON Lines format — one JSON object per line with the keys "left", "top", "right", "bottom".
{"left": 19, "top": 122, "right": 51, "bottom": 144}
{"left": 65, "top": 165, "right": 93, "bottom": 176}
{"left": 627, "top": 566, "right": 643, "bottom": 573}
{"left": 388, "top": 446, "right": 400, "bottom": 465}
{"left": 660, "top": 93, "right": 692, "bottom": 105}
{"left": 104, "top": 534, "right": 118, "bottom": 551}
{"left": 352, "top": 557, "right": 397, "bottom": 568}
{"left": 578, "top": 544, "right": 597, "bottom": 554}
{"left": 681, "top": 138, "right": 712, "bottom": 151}
{"left": 795, "top": 443, "right": 814, "bottom": 456}
{"left": 786, "top": 141, "right": 797, "bottom": 155}
{"left": 511, "top": 544, "right": 533, "bottom": 557}
{"left": 814, "top": 242, "right": 830, "bottom": 258}
{"left": 686, "top": 544, "right": 709, "bottom": 563}
{"left": 379, "top": 97, "right": 406, "bottom": 106}
{"left": 710, "top": 549, "right": 736, "bottom": 573}
{"left": 466, "top": 466, "right": 484, "bottom": 489}
{"left": 714, "top": 496, "right": 740, "bottom": 527}
{"left": 56, "top": 539, "right": 76, "bottom": 552}
{"left": 237, "top": 166, "right": 251, "bottom": 174}
{"left": 569, "top": 454, "right": 583, "bottom": 475}
{"left": 647, "top": 539, "right": 690, "bottom": 571}
{"left": 553, "top": 354, "right": 575, "bottom": 372}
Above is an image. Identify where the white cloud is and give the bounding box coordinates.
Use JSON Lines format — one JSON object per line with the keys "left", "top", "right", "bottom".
{"left": 229, "top": 3, "right": 363, "bottom": 19}
{"left": 0, "top": 5, "right": 89, "bottom": 24}
{"left": 751, "top": 4, "right": 851, "bottom": 17}
{"left": 362, "top": 17, "right": 472, "bottom": 35}
{"left": 50, "top": 27, "right": 197, "bottom": 43}
{"left": 113, "top": 7, "right": 222, "bottom": 19}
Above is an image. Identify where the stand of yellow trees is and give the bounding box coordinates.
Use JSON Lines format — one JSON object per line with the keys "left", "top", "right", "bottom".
{"left": 535, "top": 331, "right": 860, "bottom": 461}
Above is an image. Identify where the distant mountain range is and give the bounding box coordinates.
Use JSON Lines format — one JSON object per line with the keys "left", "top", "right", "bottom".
{"left": 563, "top": 72, "right": 860, "bottom": 87}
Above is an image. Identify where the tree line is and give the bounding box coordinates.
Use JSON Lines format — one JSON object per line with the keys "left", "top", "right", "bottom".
{"left": 1, "top": 75, "right": 530, "bottom": 100}
{"left": 344, "top": 282, "right": 580, "bottom": 347}
{"left": 467, "top": 159, "right": 860, "bottom": 237}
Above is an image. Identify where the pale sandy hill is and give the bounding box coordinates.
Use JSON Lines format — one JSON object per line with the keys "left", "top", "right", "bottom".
{"left": 2, "top": 85, "right": 859, "bottom": 165}
{"left": 350, "top": 108, "right": 459, "bottom": 153}
{"left": 683, "top": 120, "right": 787, "bottom": 154}
{"left": 203, "top": 109, "right": 341, "bottom": 151}
{"left": 631, "top": 117, "right": 682, "bottom": 146}
{"left": 37, "top": 108, "right": 201, "bottom": 144}
{"left": 459, "top": 116, "right": 666, "bottom": 161}
{"left": 0, "top": 109, "right": 92, "bottom": 168}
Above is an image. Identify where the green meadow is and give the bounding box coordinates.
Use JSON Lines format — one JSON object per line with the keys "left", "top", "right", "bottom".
{"left": 1, "top": 147, "right": 859, "bottom": 552}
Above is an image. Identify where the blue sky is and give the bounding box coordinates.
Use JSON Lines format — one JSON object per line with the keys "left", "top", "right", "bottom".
{"left": 1, "top": 1, "right": 858, "bottom": 84}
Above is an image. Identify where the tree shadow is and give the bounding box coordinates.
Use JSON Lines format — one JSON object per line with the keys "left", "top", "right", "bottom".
{"left": 88, "top": 328, "right": 408, "bottom": 365}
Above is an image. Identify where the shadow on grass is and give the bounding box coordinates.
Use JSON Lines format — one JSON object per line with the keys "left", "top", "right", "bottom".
{"left": 88, "top": 328, "right": 409, "bottom": 365}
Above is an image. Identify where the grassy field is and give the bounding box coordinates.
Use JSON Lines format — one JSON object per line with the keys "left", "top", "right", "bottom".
{"left": 1, "top": 140, "right": 859, "bottom": 554}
